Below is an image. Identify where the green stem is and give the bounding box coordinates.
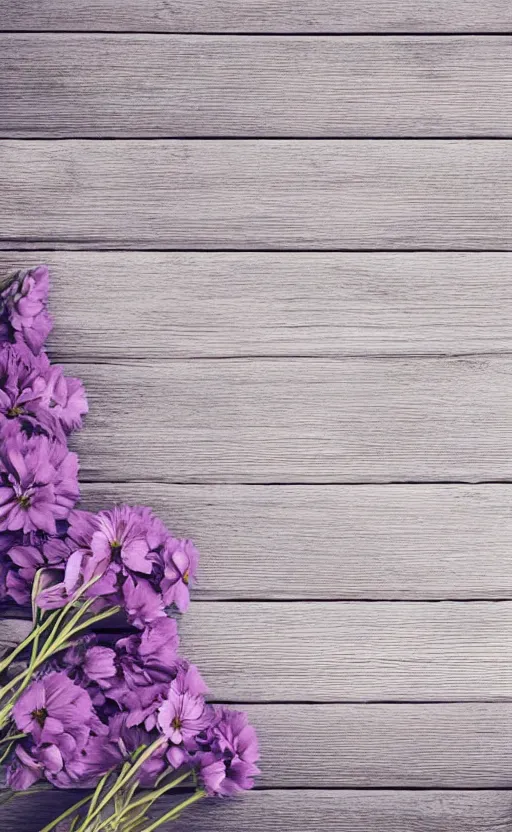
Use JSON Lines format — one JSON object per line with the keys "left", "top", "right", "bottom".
{"left": 139, "top": 790, "right": 207, "bottom": 832}
{"left": 0, "top": 732, "right": 25, "bottom": 745}
{"left": 112, "top": 771, "right": 192, "bottom": 824}
{"left": 0, "top": 611, "right": 59, "bottom": 675}
{"left": 38, "top": 794, "right": 93, "bottom": 832}
{"left": 76, "top": 739, "right": 167, "bottom": 832}
{"left": 0, "top": 604, "right": 120, "bottom": 731}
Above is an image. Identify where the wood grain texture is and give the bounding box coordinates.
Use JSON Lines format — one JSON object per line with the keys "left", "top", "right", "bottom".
{"left": 3, "top": 791, "right": 512, "bottom": 832}
{"left": 77, "top": 482, "right": 512, "bottom": 600}
{"left": 1, "top": 0, "right": 511, "bottom": 32}
{"left": 2, "top": 140, "right": 512, "bottom": 250}
{"left": 64, "top": 357, "right": 512, "bottom": 483}
{"left": 180, "top": 603, "right": 512, "bottom": 701}
{"left": 4, "top": 35, "right": 512, "bottom": 138}
{"left": 6, "top": 604, "right": 512, "bottom": 701}
{"left": 4, "top": 251, "right": 512, "bottom": 358}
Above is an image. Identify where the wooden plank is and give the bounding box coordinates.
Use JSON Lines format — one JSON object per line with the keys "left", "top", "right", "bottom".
{"left": 194, "top": 703, "right": 512, "bottom": 786}
{"left": 63, "top": 357, "right": 512, "bottom": 483}
{"left": 1, "top": 140, "right": 512, "bottom": 250}
{"left": 4, "top": 251, "right": 512, "bottom": 359}
{"left": 179, "top": 602, "right": 512, "bottom": 701}
{"left": 4, "top": 35, "right": 512, "bottom": 138}
{"left": 5, "top": 604, "right": 512, "bottom": 701}
{"left": 76, "top": 483, "right": 512, "bottom": 600}
{"left": 1, "top": 1, "right": 511, "bottom": 33}
{"left": 2, "top": 790, "right": 512, "bottom": 832}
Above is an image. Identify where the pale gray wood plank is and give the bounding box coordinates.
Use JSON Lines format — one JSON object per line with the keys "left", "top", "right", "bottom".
{"left": 1, "top": 1, "right": 510, "bottom": 33}
{"left": 0, "top": 609, "right": 511, "bottom": 784}
{"left": 84, "top": 789, "right": 512, "bottom": 832}
{"left": 3, "top": 791, "right": 512, "bottom": 832}
{"left": 2, "top": 140, "right": 512, "bottom": 250}
{"left": 4, "top": 251, "right": 512, "bottom": 359}
{"left": 65, "top": 357, "right": 512, "bottom": 483}
{"left": 179, "top": 602, "right": 512, "bottom": 702}
{"left": 4, "top": 35, "right": 512, "bottom": 138}
{"left": 78, "top": 483, "right": 512, "bottom": 600}
{"left": 7, "top": 604, "right": 511, "bottom": 701}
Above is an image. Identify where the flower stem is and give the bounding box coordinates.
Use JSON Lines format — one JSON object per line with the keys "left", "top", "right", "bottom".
{"left": 111, "top": 770, "right": 192, "bottom": 824}
{"left": 0, "top": 611, "right": 59, "bottom": 675}
{"left": 38, "top": 794, "right": 93, "bottom": 832}
{"left": 75, "top": 739, "right": 167, "bottom": 832}
{"left": 139, "top": 790, "right": 207, "bottom": 832}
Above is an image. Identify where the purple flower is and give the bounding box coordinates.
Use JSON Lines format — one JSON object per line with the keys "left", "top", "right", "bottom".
{"left": 92, "top": 619, "right": 181, "bottom": 732}
{"left": 39, "top": 363, "right": 88, "bottom": 434}
{"left": 7, "top": 744, "right": 43, "bottom": 790}
{"left": 159, "top": 538, "right": 199, "bottom": 612}
{"left": 122, "top": 577, "right": 165, "bottom": 629}
{"left": 35, "top": 503, "right": 200, "bottom": 628}
{"left": 158, "top": 672, "right": 211, "bottom": 746}
{"left": 62, "top": 641, "right": 117, "bottom": 690}
{"left": 0, "top": 266, "right": 52, "bottom": 355}
{"left": 0, "top": 346, "right": 87, "bottom": 443}
{"left": 108, "top": 714, "right": 168, "bottom": 787}
{"left": 199, "top": 708, "right": 260, "bottom": 796}
{"left": 0, "top": 424, "right": 79, "bottom": 534}
{"left": 12, "top": 672, "right": 96, "bottom": 745}
{"left": 92, "top": 506, "right": 152, "bottom": 575}
{"left": 40, "top": 734, "right": 122, "bottom": 789}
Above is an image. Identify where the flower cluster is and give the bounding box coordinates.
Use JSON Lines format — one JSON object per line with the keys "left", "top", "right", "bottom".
{"left": 0, "top": 267, "right": 259, "bottom": 832}
{"left": 0, "top": 267, "right": 86, "bottom": 599}
{"left": 36, "top": 504, "right": 200, "bottom": 627}
{"left": 8, "top": 624, "right": 259, "bottom": 799}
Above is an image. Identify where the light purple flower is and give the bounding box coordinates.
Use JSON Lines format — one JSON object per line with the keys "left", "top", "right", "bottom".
{"left": 160, "top": 538, "right": 199, "bottom": 612}
{"left": 0, "top": 424, "right": 79, "bottom": 534}
{"left": 39, "top": 363, "right": 88, "bottom": 434}
{"left": 158, "top": 672, "right": 211, "bottom": 746}
{"left": 92, "top": 506, "right": 152, "bottom": 575}
{"left": 122, "top": 576, "right": 165, "bottom": 629}
{"left": 7, "top": 744, "right": 43, "bottom": 790}
{"left": 199, "top": 708, "right": 260, "bottom": 796}
{"left": 0, "top": 266, "right": 52, "bottom": 355}
{"left": 12, "top": 672, "right": 95, "bottom": 745}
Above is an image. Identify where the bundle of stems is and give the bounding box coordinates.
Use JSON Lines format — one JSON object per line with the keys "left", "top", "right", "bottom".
{"left": 40, "top": 740, "right": 206, "bottom": 832}
{"left": 0, "top": 574, "right": 120, "bottom": 737}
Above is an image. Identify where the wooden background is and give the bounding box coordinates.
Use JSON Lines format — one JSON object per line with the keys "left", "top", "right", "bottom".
{"left": 1, "top": 2, "right": 512, "bottom": 830}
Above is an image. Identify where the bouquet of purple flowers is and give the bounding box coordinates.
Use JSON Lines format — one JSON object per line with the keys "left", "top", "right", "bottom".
{"left": 0, "top": 267, "right": 259, "bottom": 832}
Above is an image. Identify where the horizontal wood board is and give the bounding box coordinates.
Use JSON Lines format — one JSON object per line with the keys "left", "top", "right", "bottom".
{"left": 55, "top": 357, "right": 512, "bottom": 483}
{"left": 73, "top": 483, "right": 512, "bottom": 600}
{"left": 4, "top": 36, "right": 512, "bottom": 137}
{"left": 2, "top": 140, "right": 512, "bottom": 249}
{"left": 4, "top": 252, "right": 512, "bottom": 359}
{"left": 4, "top": 605, "right": 512, "bottom": 702}
{"left": 4, "top": 790, "right": 512, "bottom": 832}
{"left": 2, "top": 1, "right": 512, "bottom": 33}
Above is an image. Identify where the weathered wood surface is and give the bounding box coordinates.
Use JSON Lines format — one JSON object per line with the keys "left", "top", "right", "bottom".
{"left": 181, "top": 603, "right": 512, "bottom": 701}
{"left": 4, "top": 252, "right": 512, "bottom": 358}
{"left": 2, "top": 140, "right": 512, "bottom": 250}
{"left": 5, "top": 35, "right": 512, "bottom": 137}
{"left": 1, "top": 10, "right": 511, "bottom": 832}
{"left": 76, "top": 483, "right": 512, "bottom": 600}
{"left": 3, "top": 790, "right": 512, "bottom": 832}
{"left": 0, "top": 686, "right": 511, "bottom": 786}
{"left": 1, "top": 1, "right": 511, "bottom": 33}
{"left": 5, "top": 604, "right": 512, "bottom": 701}
{"left": 61, "top": 357, "right": 512, "bottom": 483}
